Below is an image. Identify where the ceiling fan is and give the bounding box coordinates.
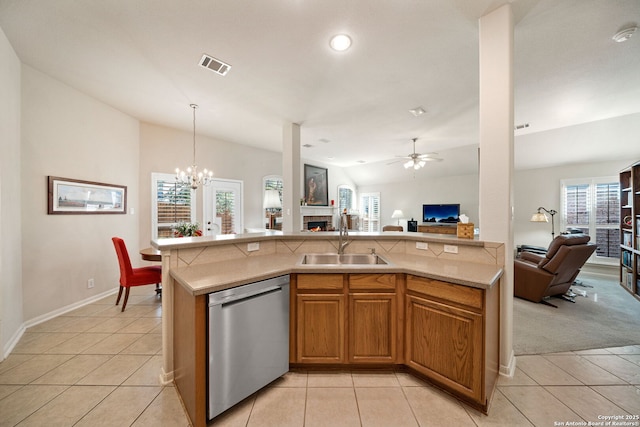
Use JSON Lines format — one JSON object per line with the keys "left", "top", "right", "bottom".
{"left": 388, "top": 138, "right": 443, "bottom": 170}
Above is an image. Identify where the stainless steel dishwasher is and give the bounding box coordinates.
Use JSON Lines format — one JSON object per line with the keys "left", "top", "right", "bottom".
{"left": 208, "top": 275, "right": 290, "bottom": 420}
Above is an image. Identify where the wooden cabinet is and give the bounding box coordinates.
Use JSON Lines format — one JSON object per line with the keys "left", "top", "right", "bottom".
{"left": 404, "top": 275, "right": 499, "bottom": 410}
{"left": 291, "top": 272, "right": 500, "bottom": 412}
{"left": 294, "top": 274, "right": 345, "bottom": 363}
{"left": 292, "top": 273, "right": 400, "bottom": 364}
{"left": 620, "top": 161, "right": 640, "bottom": 300}
{"left": 417, "top": 224, "right": 456, "bottom": 234}
{"left": 348, "top": 274, "right": 400, "bottom": 363}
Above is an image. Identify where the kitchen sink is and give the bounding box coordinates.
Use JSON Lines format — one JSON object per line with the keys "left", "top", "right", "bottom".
{"left": 300, "top": 253, "right": 389, "bottom": 265}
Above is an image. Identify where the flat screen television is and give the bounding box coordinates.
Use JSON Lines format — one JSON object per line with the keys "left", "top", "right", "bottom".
{"left": 422, "top": 204, "right": 460, "bottom": 224}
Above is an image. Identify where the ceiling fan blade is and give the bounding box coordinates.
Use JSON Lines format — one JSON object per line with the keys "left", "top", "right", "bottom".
{"left": 417, "top": 153, "right": 442, "bottom": 161}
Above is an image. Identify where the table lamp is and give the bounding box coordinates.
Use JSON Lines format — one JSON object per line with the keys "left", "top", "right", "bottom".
{"left": 391, "top": 209, "right": 404, "bottom": 226}
{"left": 264, "top": 190, "right": 282, "bottom": 229}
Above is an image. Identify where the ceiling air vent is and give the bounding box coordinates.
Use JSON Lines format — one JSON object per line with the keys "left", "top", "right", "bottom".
{"left": 199, "top": 54, "right": 231, "bottom": 76}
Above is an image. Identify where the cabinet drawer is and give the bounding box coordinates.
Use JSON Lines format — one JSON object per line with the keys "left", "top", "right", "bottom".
{"left": 407, "top": 275, "right": 482, "bottom": 311}
{"left": 297, "top": 274, "right": 344, "bottom": 290}
{"left": 349, "top": 274, "right": 396, "bottom": 291}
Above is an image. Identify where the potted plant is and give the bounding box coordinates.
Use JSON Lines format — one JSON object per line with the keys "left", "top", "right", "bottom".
{"left": 173, "top": 222, "right": 203, "bottom": 237}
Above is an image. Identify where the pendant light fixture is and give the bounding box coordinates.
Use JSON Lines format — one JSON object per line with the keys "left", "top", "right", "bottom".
{"left": 175, "top": 104, "right": 213, "bottom": 189}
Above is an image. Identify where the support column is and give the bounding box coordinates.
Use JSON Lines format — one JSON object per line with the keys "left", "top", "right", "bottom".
{"left": 478, "top": 4, "right": 515, "bottom": 377}
{"left": 282, "top": 123, "right": 301, "bottom": 232}
{"left": 160, "top": 250, "right": 174, "bottom": 384}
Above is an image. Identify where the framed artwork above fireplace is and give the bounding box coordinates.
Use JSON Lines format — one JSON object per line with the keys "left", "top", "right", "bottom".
{"left": 304, "top": 164, "right": 328, "bottom": 206}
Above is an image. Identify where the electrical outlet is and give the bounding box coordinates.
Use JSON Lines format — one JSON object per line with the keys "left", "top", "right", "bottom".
{"left": 247, "top": 242, "right": 260, "bottom": 252}
{"left": 444, "top": 245, "right": 458, "bottom": 254}
{"left": 87, "top": 278, "right": 95, "bottom": 289}
{"left": 416, "top": 242, "right": 429, "bottom": 250}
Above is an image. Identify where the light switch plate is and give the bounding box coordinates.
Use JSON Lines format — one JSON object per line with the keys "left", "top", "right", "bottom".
{"left": 444, "top": 245, "right": 458, "bottom": 254}
{"left": 416, "top": 242, "right": 428, "bottom": 250}
{"left": 247, "top": 242, "right": 260, "bottom": 252}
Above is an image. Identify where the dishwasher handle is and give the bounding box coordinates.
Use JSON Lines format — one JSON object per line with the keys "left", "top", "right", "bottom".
{"left": 210, "top": 285, "right": 284, "bottom": 307}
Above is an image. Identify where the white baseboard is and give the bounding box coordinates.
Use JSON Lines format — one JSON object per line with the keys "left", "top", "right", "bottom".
{"left": 499, "top": 349, "right": 516, "bottom": 378}
{"left": 23, "top": 288, "right": 118, "bottom": 329}
{"left": 3, "top": 324, "right": 26, "bottom": 360}
{"left": 3, "top": 288, "right": 118, "bottom": 358}
{"left": 160, "top": 368, "right": 174, "bottom": 385}
{"left": 581, "top": 263, "right": 617, "bottom": 278}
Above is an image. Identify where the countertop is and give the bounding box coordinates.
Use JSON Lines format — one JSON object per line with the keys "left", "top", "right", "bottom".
{"left": 169, "top": 252, "right": 503, "bottom": 296}
{"left": 153, "top": 230, "right": 487, "bottom": 250}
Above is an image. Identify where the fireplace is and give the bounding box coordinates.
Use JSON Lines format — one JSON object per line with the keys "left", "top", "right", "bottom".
{"left": 307, "top": 221, "right": 328, "bottom": 231}
{"left": 302, "top": 215, "right": 333, "bottom": 231}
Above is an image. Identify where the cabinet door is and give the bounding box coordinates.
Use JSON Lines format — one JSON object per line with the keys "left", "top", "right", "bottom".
{"left": 405, "top": 294, "right": 483, "bottom": 402}
{"left": 296, "top": 294, "right": 345, "bottom": 363}
{"left": 349, "top": 293, "right": 396, "bottom": 363}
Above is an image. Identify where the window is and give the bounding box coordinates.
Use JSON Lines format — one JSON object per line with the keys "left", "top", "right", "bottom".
{"left": 561, "top": 177, "right": 620, "bottom": 263}
{"left": 338, "top": 185, "right": 355, "bottom": 213}
{"left": 152, "top": 173, "right": 196, "bottom": 239}
{"left": 360, "top": 192, "right": 380, "bottom": 232}
{"left": 263, "top": 176, "right": 283, "bottom": 229}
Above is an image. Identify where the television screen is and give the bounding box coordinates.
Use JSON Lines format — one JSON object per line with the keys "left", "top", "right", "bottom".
{"left": 422, "top": 204, "right": 460, "bottom": 223}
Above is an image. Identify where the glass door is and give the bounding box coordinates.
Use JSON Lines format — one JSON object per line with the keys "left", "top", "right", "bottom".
{"left": 204, "top": 179, "right": 243, "bottom": 235}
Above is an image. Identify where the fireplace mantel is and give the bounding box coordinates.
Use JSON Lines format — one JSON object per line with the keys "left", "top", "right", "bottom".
{"left": 300, "top": 206, "right": 336, "bottom": 215}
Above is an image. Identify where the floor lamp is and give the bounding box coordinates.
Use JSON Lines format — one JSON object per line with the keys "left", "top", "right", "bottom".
{"left": 264, "top": 190, "right": 282, "bottom": 229}
{"left": 530, "top": 206, "right": 557, "bottom": 239}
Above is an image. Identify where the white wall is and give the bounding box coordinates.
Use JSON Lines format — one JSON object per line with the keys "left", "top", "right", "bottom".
{"left": 20, "top": 66, "right": 140, "bottom": 321}
{"left": 0, "top": 26, "right": 23, "bottom": 358}
{"left": 358, "top": 173, "right": 479, "bottom": 230}
{"left": 139, "top": 122, "right": 283, "bottom": 246}
{"left": 514, "top": 159, "right": 631, "bottom": 249}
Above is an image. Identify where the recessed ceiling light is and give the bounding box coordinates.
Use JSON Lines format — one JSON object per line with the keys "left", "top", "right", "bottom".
{"left": 613, "top": 26, "right": 637, "bottom": 42}
{"left": 302, "top": 144, "right": 313, "bottom": 148}
{"left": 330, "top": 34, "right": 352, "bottom": 51}
{"left": 318, "top": 138, "right": 331, "bottom": 143}
{"left": 409, "top": 106, "right": 426, "bottom": 117}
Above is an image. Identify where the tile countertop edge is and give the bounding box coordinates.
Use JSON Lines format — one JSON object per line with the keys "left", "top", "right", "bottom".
{"left": 169, "top": 253, "right": 504, "bottom": 296}
{"left": 152, "top": 231, "right": 489, "bottom": 250}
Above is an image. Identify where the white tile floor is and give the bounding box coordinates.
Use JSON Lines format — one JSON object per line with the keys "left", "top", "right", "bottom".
{"left": 1, "top": 285, "right": 639, "bottom": 426}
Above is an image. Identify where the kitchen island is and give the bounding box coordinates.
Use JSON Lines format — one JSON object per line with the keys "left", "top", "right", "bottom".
{"left": 153, "top": 231, "right": 504, "bottom": 426}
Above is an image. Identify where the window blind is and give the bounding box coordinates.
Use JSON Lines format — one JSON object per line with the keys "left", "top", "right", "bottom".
{"left": 152, "top": 173, "right": 195, "bottom": 239}
{"left": 360, "top": 192, "right": 380, "bottom": 232}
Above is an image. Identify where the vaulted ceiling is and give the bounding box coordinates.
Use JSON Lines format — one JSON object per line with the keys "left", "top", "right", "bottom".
{"left": 1, "top": 0, "right": 639, "bottom": 185}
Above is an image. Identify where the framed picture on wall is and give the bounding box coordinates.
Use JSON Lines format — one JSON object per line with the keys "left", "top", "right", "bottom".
{"left": 48, "top": 176, "right": 127, "bottom": 214}
{"left": 304, "top": 164, "right": 328, "bottom": 206}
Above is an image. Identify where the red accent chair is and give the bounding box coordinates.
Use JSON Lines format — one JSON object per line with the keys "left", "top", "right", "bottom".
{"left": 112, "top": 237, "right": 162, "bottom": 312}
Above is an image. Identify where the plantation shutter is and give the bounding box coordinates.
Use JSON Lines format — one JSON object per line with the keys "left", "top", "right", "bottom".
{"left": 594, "top": 182, "right": 620, "bottom": 258}
{"left": 564, "top": 184, "right": 589, "bottom": 226}
{"left": 561, "top": 178, "right": 620, "bottom": 262}
{"left": 360, "top": 192, "right": 380, "bottom": 232}
{"left": 152, "top": 173, "right": 196, "bottom": 239}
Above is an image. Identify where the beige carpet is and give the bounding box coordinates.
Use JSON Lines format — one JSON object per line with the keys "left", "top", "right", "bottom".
{"left": 513, "top": 272, "right": 640, "bottom": 355}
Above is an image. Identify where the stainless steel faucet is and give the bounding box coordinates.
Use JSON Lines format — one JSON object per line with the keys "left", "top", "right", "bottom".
{"left": 338, "top": 212, "right": 351, "bottom": 254}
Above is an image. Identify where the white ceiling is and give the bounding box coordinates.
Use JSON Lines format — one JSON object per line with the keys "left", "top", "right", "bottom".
{"left": 1, "top": 0, "right": 639, "bottom": 185}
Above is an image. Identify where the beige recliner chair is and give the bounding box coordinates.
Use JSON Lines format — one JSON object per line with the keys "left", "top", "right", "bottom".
{"left": 514, "top": 234, "right": 596, "bottom": 307}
